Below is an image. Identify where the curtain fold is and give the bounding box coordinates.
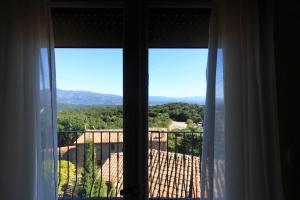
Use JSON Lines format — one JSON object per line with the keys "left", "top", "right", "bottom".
{"left": 202, "top": 0, "right": 283, "bottom": 199}
{"left": 0, "top": 0, "right": 57, "bottom": 200}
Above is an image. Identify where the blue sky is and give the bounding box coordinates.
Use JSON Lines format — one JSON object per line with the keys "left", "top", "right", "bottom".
{"left": 55, "top": 48, "right": 208, "bottom": 97}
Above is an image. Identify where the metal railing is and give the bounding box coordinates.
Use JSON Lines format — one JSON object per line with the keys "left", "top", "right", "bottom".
{"left": 58, "top": 130, "right": 202, "bottom": 200}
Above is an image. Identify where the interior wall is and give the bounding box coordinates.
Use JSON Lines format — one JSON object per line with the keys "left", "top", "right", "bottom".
{"left": 274, "top": 2, "right": 300, "bottom": 200}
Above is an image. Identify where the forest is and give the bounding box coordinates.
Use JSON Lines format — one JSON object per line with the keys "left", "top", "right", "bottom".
{"left": 57, "top": 102, "right": 204, "bottom": 131}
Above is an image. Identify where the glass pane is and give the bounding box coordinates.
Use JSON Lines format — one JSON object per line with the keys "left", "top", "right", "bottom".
{"left": 148, "top": 49, "right": 208, "bottom": 198}
{"left": 55, "top": 48, "right": 124, "bottom": 198}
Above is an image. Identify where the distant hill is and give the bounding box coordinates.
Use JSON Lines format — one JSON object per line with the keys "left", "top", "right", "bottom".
{"left": 57, "top": 89, "right": 122, "bottom": 106}
{"left": 57, "top": 89, "right": 205, "bottom": 106}
{"left": 149, "top": 96, "right": 205, "bottom": 105}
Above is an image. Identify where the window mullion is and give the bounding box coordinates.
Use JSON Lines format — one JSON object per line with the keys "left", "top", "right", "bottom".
{"left": 123, "top": 1, "right": 148, "bottom": 200}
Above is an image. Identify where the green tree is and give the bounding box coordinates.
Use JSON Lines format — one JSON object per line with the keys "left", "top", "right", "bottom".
{"left": 167, "top": 133, "right": 177, "bottom": 152}
{"left": 78, "top": 140, "right": 115, "bottom": 197}
{"left": 186, "top": 119, "right": 201, "bottom": 132}
{"left": 149, "top": 103, "right": 204, "bottom": 124}
{"left": 167, "top": 132, "right": 202, "bottom": 155}
{"left": 57, "top": 103, "right": 204, "bottom": 132}
{"left": 78, "top": 141, "right": 96, "bottom": 197}
{"left": 148, "top": 112, "right": 172, "bottom": 129}
{"left": 177, "top": 132, "right": 202, "bottom": 155}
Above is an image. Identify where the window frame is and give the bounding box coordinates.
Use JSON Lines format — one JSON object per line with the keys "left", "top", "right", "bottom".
{"left": 50, "top": 1, "right": 211, "bottom": 200}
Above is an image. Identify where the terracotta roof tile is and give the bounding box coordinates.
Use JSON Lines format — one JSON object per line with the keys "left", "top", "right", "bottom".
{"left": 75, "top": 128, "right": 167, "bottom": 144}
{"left": 101, "top": 150, "right": 201, "bottom": 198}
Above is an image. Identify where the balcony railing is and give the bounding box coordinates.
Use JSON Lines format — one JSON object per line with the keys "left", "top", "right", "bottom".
{"left": 58, "top": 129, "right": 202, "bottom": 200}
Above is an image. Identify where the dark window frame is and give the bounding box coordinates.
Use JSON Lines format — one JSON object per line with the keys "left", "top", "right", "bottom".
{"left": 50, "top": 1, "right": 211, "bottom": 200}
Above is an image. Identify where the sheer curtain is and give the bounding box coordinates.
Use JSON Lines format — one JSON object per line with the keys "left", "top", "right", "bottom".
{"left": 0, "top": 0, "right": 57, "bottom": 200}
{"left": 201, "top": 0, "right": 283, "bottom": 199}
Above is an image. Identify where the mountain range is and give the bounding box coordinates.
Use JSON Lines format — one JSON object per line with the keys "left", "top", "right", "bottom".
{"left": 57, "top": 89, "right": 205, "bottom": 106}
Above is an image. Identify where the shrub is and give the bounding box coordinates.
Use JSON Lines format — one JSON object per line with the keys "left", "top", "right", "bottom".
{"left": 58, "top": 160, "right": 76, "bottom": 195}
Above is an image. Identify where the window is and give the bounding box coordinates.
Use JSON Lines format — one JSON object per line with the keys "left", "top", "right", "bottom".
{"left": 148, "top": 49, "right": 207, "bottom": 198}
{"left": 55, "top": 49, "right": 124, "bottom": 197}
{"left": 51, "top": 3, "right": 210, "bottom": 200}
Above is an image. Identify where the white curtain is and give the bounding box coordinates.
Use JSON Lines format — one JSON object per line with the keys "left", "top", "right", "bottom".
{"left": 201, "top": 0, "right": 283, "bottom": 199}
{"left": 0, "top": 0, "right": 57, "bottom": 200}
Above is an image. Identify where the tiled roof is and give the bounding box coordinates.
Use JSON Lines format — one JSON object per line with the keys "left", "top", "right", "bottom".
{"left": 76, "top": 131, "right": 123, "bottom": 144}
{"left": 75, "top": 128, "right": 168, "bottom": 144}
{"left": 101, "top": 150, "right": 201, "bottom": 198}
{"left": 59, "top": 145, "right": 76, "bottom": 154}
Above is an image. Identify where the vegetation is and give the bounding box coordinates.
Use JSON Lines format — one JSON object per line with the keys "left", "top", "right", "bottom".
{"left": 78, "top": 140, "right": 115, "bottom": 197}
{"left": 58, "top": 160, "right": 76, "bottom": 195}
{"left": 58, "top": 103, "right": 204, "bottom": 131}
{"left": 58, "top": 106, "right": 123, "bottom": 131}
{"left": 149, "top": 103, "right": 204, "bottom": 124}
{"left": 167, "top": 132, "right": 202, "bottom": 155}
{"left": 58, "top": 141, "right": 115, "bottom": 197}
{"left": 58, "top": 102, "right": 204, "bottom": 156}
{"left": 148, "top": 112, "right": 172, "bottom": 128}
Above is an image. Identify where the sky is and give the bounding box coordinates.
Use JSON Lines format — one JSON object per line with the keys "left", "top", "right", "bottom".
{"left": 55, "top": 48, "right": 208, "bottom": 97}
